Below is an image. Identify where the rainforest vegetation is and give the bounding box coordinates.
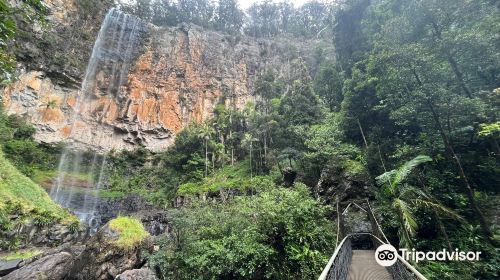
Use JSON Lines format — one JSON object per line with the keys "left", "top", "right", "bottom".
{"left": 0, "top": 0, "right": 499, "bottom": 279}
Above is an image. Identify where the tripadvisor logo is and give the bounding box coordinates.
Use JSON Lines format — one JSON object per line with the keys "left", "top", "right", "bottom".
{"left": 375, "top": 244, "right": 482, "bottom": 267}
{"left": 375, "top": 244, "right": 398, "bottom": 266}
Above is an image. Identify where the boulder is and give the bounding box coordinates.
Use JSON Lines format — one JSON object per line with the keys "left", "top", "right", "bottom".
{"left": 3, "top": 252, "right": 73, "bottom": 280}
{"left": 116, "top": 268, "right": 158, "bottom": 280}
{"left": 67, "top": 221, "right": 152, "bottom": 280}
{"left": 315, "top": 159, "right": 374, "bottom": 205}
{"left": 0, "top": 259, "right": 22, "bottom": 276}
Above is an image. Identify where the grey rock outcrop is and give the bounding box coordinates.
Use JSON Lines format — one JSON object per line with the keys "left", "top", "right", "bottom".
{"left": 3, "top": 218, "right": 154, "bottom": 280}
{"left": 315, "top": 159, "right": 374, "bottom": 205}
{"left": 116, "top": 268, "right": 158, "bottom": 280}
{"left": 4, "top": 252, "right": 72, "bottom": 280}
{"left": 0, "top": 259, "right": 23, "bottom": 276}
{"left": 67, "top": 223, "right": 152, "bottom": 280}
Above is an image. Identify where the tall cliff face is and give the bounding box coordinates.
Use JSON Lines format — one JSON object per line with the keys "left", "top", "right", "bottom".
{"left": 2, "top": 4, "right": 333, "bottom": 152}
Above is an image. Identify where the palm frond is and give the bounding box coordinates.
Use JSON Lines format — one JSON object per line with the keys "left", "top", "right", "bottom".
{"left": 392, "top": 155, "right": 432, "bottom": 189}
{"left": 393, "top": 198, "right": 417, "bottom": 237}
{"left": 400, "top": 185, "right": 430, "bottom": 200}
{"left": 413, "top": 199, "right": 466, "bottom": 223}
{"left": 375, "top": 170, "right": 396, "bottom": 186}
{"left": 375, "top": 170, "right": 397, "bottom": 195}
{"left": 398, "top": 226, "right": 413, "bottom": 248}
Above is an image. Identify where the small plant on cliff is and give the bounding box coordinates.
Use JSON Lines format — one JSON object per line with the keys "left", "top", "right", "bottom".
{"left": 68, "top": 218, "right": 81, "bottom": 233}
{"left": 109, "top": 216, "right": 149, "bottom": 250}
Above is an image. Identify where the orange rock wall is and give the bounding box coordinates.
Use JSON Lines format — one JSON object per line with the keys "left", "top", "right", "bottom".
{"left": 2, "top": 21, "right": 333, "bottom": 152}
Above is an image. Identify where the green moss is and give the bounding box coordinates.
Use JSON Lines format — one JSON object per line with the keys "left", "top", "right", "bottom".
{"left": 0, "top": 249, "right": 42, "bottom": 261}
{"left": 108, "top": 216, "right": 149, "bottom": 249}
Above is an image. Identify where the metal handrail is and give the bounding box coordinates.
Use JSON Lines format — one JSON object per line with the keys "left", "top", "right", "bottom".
{"left": 318, "top": 234, "right": 352, "bottom": 280}
{"left": 318, "top": 233, "right": 428, "bottom": 280}
{"left": 369, "top": 234, "right": 428, "bottom": 280}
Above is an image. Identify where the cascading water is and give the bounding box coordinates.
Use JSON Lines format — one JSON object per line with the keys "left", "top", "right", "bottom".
{"left": 50, "top": 8, "right": 145, "bottom": 231}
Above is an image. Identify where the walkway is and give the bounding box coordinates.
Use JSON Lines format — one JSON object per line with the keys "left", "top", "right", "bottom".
{"left": 347, "top": 250, "right": 392, "bottom": 280}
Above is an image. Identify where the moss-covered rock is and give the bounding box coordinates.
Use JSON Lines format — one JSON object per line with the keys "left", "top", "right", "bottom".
{"left": 315, "top": 158, "right": 374, "bottom": 204}
{"left": 109, "top": 216, "right": 149, "bottom": 250}
{"left": 67, "top": 217, "right": 152, "bottom": 280}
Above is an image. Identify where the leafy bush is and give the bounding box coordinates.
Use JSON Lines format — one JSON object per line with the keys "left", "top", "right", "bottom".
{"left": 177, "top": 161, "right": 274, "bottom": 196}
{"left": 150, "top": 183, "right": 335, "bottom": 279}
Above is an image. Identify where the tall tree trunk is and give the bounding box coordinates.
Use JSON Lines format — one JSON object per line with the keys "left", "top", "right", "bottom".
{"left": 447, "top": 55, "right": 472, "bottom": 98}
{"left": 249, "top": 142, "right": 253, "bottom": 179}
{"left": 377, "top": 144, "right": 387, "bottom": 172}
{"left": 263, "top": 132, "right": 267, "bottom": 168}
{"left": 357, "top": 118, "right": 369, "bottom": 149}
{"left": 430, "top": 21, "right": 472, "bottom": 98}
{"left": 411, "top": 66, "right": 492, "bottom": 239}
{"left": 220, "top": 131, "right": 225, "bottom": 168}
{"left": 230, "top": 114, "right": 234, "bottom": 166}
{"left": 435, "top": 211, "right": 453, "bottom": 251}
{"left": 427, "top": 100, "right": 492, "bottom": 239}
{"left": 205, "top": 139, "right": 208, "bottom": 177}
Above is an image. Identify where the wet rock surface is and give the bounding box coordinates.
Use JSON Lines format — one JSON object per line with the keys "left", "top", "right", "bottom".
{"left": 3, "top": 221, "right": 154, "bottom": 280}
{"left": 2, "top": 245, "right": 84, "bottom": 280}
{"left": 67, "top": 223, "right": 152, "bottom": 280}
{"left": 0, "top": 220, "right": 87, "bottom": 250}
{"left": 0, "top": 259, "right": 22, "bottom": 276}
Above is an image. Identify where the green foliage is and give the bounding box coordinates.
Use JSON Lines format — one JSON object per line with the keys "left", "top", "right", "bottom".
{"left": 105, "top": 152, "right": 179, "bottom": 208}
{"left": 119, "top": 0, "right": 336, "bottom": 39}
{"left": 0, "top": 107, "right": 60, "bottom": 179}
{"left": 108, "top": 216, "right": 149, "bottom": 249}
{"left": 313, "top": 62, "right": 344, "bottom": 111}
{"left": 478, "top": 122, "right": 500, "bottom": 138}
{"left": 0, "top": 149, "right": 67, "bottom": 219}
{"left": 178, "top": 161, "right": 274, "bottom": 195}
{"left": 151, "top": 184, "right": 335, "bottom": 279}
{"left": 376, "top": 156, "right": 463, "bottom": 248}
{"left": 376, "top": 155, "right": 432, "bottom": 196}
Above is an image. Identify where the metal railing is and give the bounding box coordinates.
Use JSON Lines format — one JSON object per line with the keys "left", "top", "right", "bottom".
{"left": 318, "top": 233, "right": 428, "bottom": 280}
{"left": 318, "top": 234, "right": 353, "bottom": 280}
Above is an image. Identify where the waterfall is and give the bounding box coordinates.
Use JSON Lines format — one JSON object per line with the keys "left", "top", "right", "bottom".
{"left": 50, "top": 8, "right": 145, "bottom": 231}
